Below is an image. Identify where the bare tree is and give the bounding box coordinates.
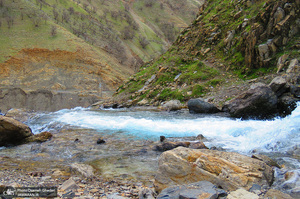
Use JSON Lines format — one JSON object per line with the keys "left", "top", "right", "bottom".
{"left": 139, "top": 36, "right": 149, "bottom": 49}
{"left": 0, "top": 0, "right": 4, "bottom": 7}
{"left": 51, "top": 25, "right": 57, "bottom": 36}
{"left": 53, "top": 8, "right": 59, "bottom": 22}
{"left": 62, "top": 9, "right": 70, "bottom": 23}
{"left": 6, "top": 15, "right": 14, "bottom": 29}
{"left": 68, "top": 7, "right": 75, "bottom": 15}
{"left": 121, "top": 26, "right": 134, "bottom": 40}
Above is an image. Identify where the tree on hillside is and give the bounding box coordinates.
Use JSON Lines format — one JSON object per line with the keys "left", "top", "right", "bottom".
{"left": 121, "top": 26, "right": 135, "bottom": 40}
{"left": 51, "top": 25, "right": 57, "bottom": 37}
{"left": 145, "top": 0, "right": 155, "bottom": 7}
{"left": 6, "top": 15, "right": 14, "bottom": 29}
{"left": 139, "top": 36, "right": 149, "bottom": 49}
{"left": 53, "top": 7, "right": 59, "bottom": 22}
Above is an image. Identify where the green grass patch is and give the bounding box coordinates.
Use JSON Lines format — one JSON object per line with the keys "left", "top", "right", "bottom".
{"left": 158, "top": 88, "right": 185, "bottom": 101}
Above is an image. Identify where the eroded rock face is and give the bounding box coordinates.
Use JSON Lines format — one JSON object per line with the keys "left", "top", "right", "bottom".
{"left": 0, "top": 115, "right": 33, "bottom": 146}
{"left": 222, "top": 84, "right": 278, "bottom": 119}
{"left": 0, "top": 88, "right": 100, "bottom": 113}
{"left": 154, "top": 147, "right": 274, "bottom": 193}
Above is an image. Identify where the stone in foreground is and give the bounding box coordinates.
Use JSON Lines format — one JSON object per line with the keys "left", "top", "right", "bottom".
{"left": 156, "top": 181, "right": 226, "bottom": 199}
{"left": 0, "top": 115, "right": 33, "bottom": 146}
{"left": 154, "top": 147, "right": 274, "bottom": 193}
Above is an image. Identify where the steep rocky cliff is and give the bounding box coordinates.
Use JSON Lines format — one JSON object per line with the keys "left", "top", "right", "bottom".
{"left": 115, "top": 0, "right": 300, "bottom": 108}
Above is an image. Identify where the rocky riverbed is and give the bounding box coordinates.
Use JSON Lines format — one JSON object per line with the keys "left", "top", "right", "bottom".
{"left": 0, "top": 107, "right": 299, "bottom": 198}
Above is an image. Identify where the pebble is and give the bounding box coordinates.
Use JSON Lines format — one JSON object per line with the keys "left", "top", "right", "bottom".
{"left": 0, "top": 167, "right": 143, "bottom": 198}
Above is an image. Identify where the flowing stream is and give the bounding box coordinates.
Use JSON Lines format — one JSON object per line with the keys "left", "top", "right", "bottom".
{"left": 0, "top": 103, "right": 299, "bottom": 191}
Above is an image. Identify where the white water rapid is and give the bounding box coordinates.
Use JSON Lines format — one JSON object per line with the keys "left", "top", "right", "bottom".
{"left": 30, "top": 102, "right": 300, "bottom": 155}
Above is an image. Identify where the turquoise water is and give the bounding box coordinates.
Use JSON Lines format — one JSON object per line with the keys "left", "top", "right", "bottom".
{"left": 28, "top": 102, "right": 300, "bottom": 155}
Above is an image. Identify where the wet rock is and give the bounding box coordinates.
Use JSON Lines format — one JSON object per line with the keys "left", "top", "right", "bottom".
{"left": 160, "top": 136, "right": 166, "bottom": 142}
{"left": 0, "top": 115, "right": 33, "bottom": 146}
{"left": 251, "top": 154, "right": 281, "bottom": 168}
{"left": 189, "top": 141, "right": 208, "bottom": 149}
{"left": 188, "top": 98, "right": 220, "bottom": 114}
{"left": 268, "top": 76, "right": 288, "bottom": 97}
{"left": 222, "top": 84, "right": 278, "bottom": 119}
{"left": 227, "top": 188, "right": 259, "bottom": 199}
{"left": 157, "top": 181, "right": 226, "bottom": 199}
{"left": 97, "top": 138, "right": 106, "bottom": 144}
{"left": 290, "top": 85, "right": 300, "bottom": 98}
{"left": 70, "top": 163, "right": 94, "bottom": 178}
{"left": 155, "top": 141, "right": 190, "bottom": 152}
{"left": 26, "top": 131, "right": 53, "bottom": 143}
{"left": 154, "top": 147, "right": 274, "bottom": 193}
{"left": 161, "top": 100, "right": 182, "bottom": 111}
{"left": 264, "top": 189, "right": 294, "bottom": 199}
{"left": 277, "top": 94, "right": 298, "bottom": 116}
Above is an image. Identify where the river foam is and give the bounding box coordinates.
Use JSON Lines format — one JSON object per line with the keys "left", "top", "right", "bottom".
{"left": 30, "top": 102, "right": 299, "bottom": 155}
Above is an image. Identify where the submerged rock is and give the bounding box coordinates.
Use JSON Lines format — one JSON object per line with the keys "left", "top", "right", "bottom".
{"left": 154, "top": 141, "right": 190, "bottom": 152}
{"left": 96, "top": 138, "right": 106, "bottom": 144}
{"left": 154, "top": 147, "right": 274, "bottom": 193}
{"left": 70, "top": 163, "right": 94, "bottom": 178}
{"left": 25, "top": 131, "right": 53, "bottom": 143}
{"left": 0, "top": 115, "right": 33, "bottom": 146}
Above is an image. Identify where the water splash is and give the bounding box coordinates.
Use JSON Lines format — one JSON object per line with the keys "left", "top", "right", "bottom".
{"left": 30, "top": 102, "right": 299, "bottom": 155}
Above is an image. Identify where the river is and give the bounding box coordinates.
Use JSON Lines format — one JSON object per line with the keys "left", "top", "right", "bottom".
{"left": 0, "top": 103, "right": 299, "bottom": 193}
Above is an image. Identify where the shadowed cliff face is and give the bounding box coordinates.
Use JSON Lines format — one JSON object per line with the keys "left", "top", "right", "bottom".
{"left": 0, "top": 88, "right": 100, "bottom": 113}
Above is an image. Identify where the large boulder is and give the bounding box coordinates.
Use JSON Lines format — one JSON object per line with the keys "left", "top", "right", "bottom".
{"left": 188, "top": 98, "right": 220, "bottom": 114}
{"left": 154, "top": 147, "right": 274, "bottom": 193}
{"left": 0, "top": 116, "right": 33, "bottom": 146}
{"left": 222, "top": 84, "right": 278, "bottom": 119}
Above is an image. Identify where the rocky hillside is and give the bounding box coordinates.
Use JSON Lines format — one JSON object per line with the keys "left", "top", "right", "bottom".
{"left": 0, "top": 0, "right": 204, "bottom": 111}
{"left": 0, "top": 0, "right": 203, "bottom": 93}
{"left": 115, "top": 0, "right": 300, "bottom": 107}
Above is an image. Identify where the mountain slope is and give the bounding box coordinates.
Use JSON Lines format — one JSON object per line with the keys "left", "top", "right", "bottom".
{"left": 115, "top": 0, "right": 300, "bottom": 106}
{"left": 0, "top": 0, "right": 203, "bottom": 94}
